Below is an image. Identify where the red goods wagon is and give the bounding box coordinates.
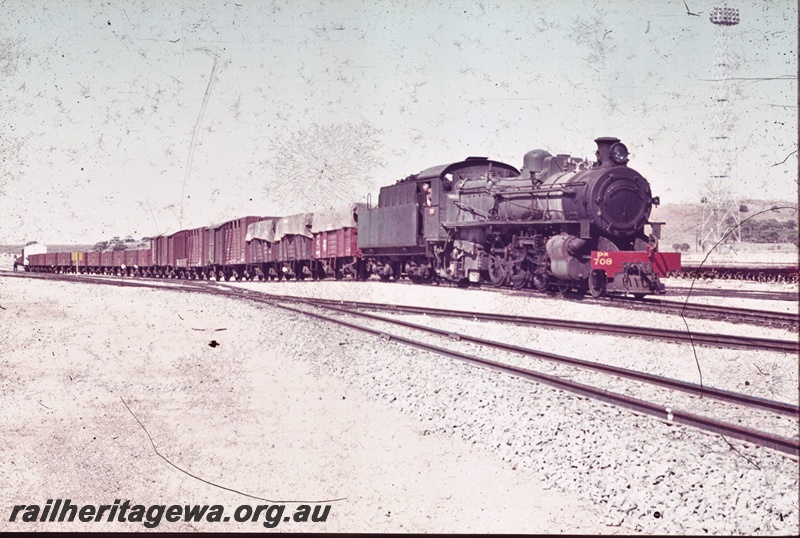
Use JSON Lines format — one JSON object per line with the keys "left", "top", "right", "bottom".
{"left": 124, "top": 249, "right": 138, "bottom": 267}
{"left": 56, "top": 252, "right": 70, "bottom": 267}
{"left": 101, "top": 251, "right": 114, "bottom": 267}
{"left": 311, "top": 204, "right": 363, "bottom": 259}
{"left": 213, "top": 225, "right": 226, "bottom": 266}
{"left": 205, "top": 225, "right": 218, "bottom": 266}
{"left": 274, "top": 213, "right": 314, "bottom": 264}
{"left": 247, "top": 237, "right": 265, "bottom": 264}
{"left": 245, "top": 218, "right": 278, "bottom": 264}
{"left": 151, "top": 235, "right": 169, "bottom": 266}
{"left": 30, "top": 253, "right": 47, "bottom": 267}
{"left": 313, "top": 228, "right": 359, "bottom": 259}
{"left": 277, "top": 235, "right": 313, "bottom": 262}
{"left": 187, "top": 227, "right": 206, "bottom": 267}
{"left": 223, "top": 216, "right": 263, "bottom": 265}
{"left": 169, "top": 230, "right": 188, "bottom": 268}
{"left": 136, "top": 248, "right": 151, "bottom": 268}
{"left": 46, "top": 252, "right": 57, "bottom": 266}
{"left": 265, "top": 241, "right": 278, "bottom": 263}
{"left": 86, "top": 251, "right": 101, "bottom": 268}
{"left": 247, "top": 239, "right": 279, "bottom": 263}
{"left": 112, "top": 250, "right": 125, "bottom": 268}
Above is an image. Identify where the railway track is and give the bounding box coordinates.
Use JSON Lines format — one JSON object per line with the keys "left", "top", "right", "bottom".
{"left": 4, "top": 271, "right": 798, "bottom": 456}
{"left": 671, "top": 266, "right": 799, "bottom": 284}
{"left": 663, "top": 285, "right": 799, "bottom": 303}
{"left": 222, "top": 294, "right": 798, "bottom": 353}
{"left": 608, "top": 295, "right": 798, "bottom": 328}
{"left": 225, "top": 290, "right": 799, "bottom": 456}
{"left": 10, "top": 271, "right": 795, "bottom": 350}
{"left": 8, "top": 269, "right": 797, "bottom": 329}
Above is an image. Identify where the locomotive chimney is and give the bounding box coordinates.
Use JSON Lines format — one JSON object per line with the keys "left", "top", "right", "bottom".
{"left": 594, "top": 136, "right": 620, "bottom": 168}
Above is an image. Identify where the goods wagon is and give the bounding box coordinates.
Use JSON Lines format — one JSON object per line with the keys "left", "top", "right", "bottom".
{"left": 27, "top": 252, "right": 47, "bottom": 271}
{"left": 122, "top": 249, "right": 141, "bottom": 274}
{"left": 101, "top": 251, "right": 114, "bottom": 269}
{"left": 246, "top": 218, "right": 278, "bottom": 266}
{"left": 112, "top": 250, "right": 125, "bottom": 269}
{"left": 86, "top": 251, "right": 101, "bottom": 271}
{"left": 225, "top": 216, "right": 263, "bottom": 265}
{"left": 207, "top": 216, "right": 266, "bottom": 280}
{"left": 169, "top": 230, "right": 189, "bottom": 270}
{"left": 151, "top": 235, "right": 170, "bottom": 272}
{"left": 274, "top": 213, "right": 313, "bottom": 279}
{"left": 187, "top": 227, "right": 207, "bottom": 269}
{"left": 56, "top": 252, "right": 70, "bottom": 271}
{"left": 205, "top": 225, "right": 217, "bottom": 268}
{"left": 310, "top": 204, "right": 364, "bottom": 279}
{"left": 136, "top": 249, "right": 151, "bottom": 271}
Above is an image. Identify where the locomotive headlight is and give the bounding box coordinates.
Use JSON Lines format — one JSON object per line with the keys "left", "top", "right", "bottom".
{"left": 609, "top": 143, "right": 629, "bottom": 165}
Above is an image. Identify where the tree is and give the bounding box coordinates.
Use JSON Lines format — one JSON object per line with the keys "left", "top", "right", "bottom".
{"left": 680, "top": 243, "right": 691, "bottom": 252}
{"left": 261, "top": 122, "right": 385, "bottom": 213}
{"left": 672, "top": 243, "right": 682, "bottom": 251}
{"left": 93, "top": 241, "right": 108, "bottom": 251}
{"left": 112, "top": 242, "right": 128, "bottom": 251}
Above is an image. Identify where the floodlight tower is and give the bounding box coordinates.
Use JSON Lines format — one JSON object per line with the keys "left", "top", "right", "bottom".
{"left": 699, "top": 4, "right": 741, "bottom": 252}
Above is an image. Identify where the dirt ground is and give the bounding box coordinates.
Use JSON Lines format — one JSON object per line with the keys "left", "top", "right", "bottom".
{"left": 0, "top": 274, "right": 624, "bottom": 533}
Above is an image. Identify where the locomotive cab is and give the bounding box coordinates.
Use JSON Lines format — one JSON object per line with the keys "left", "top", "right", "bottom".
{"left": 357, "top": 157, "right": 518, "bottom": 281}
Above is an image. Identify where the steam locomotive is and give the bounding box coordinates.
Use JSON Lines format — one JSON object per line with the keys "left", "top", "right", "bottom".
{"left": 358, "top": 137, "right": 680, "bottom": 297}
{"left": 24, "top": 137, "right": 680, "bottom": 298}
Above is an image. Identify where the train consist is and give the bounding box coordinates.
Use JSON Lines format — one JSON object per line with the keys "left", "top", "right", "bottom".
{"left": 24, "top": 137, "right": 681, "bottom": 298}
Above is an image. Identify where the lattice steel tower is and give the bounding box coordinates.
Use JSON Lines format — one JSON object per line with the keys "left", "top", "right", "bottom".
{"left": 700, "top": 4, "right": 741, "bottom": 251}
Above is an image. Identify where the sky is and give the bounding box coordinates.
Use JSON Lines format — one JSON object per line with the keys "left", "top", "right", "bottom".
{"left": 0, "top": 0, "right": 796, "bottom": 244}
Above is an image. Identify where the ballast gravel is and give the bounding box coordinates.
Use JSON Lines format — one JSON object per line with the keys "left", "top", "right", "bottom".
{"left": 279, "top": 317, "right": 798, "bottom": 534}
{"left": 252, "top": 279, "right": 799, "bottom": 535}
{"left": 3, "top": 274, "right": 797, "bottom": 534}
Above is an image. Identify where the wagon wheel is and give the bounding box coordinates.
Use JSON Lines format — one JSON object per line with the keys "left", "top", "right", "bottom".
{"left": 379, "top": 263, "right": 393, "bottom": 282}
{"left": 419, "top": 264, "right": 433, "bottom": 283}
{"left": 487, "top": 254, "right": 507, "bottom": 287}
{"left": 531, "top": 273, "right": 549, "bottom": 292}
{"left": 509, "top": 265, "right": 529, "bottom": 289}
{"left": 556, "top": 280, "right": 570, "bottom": 294}
{"left": 588, "top": 269, "right": 607, "bottom": 298}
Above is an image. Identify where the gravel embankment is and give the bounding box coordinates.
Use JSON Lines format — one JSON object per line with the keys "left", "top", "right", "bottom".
{"left": 292, "top": 304, "right": 798, "bottom": 441}
{"left": 4, "top": 274, "right": 797, "bottom": 534}
{"left": 256, "top": 281, "right": 799, "bottom": 535}
{"left": 0, "top": 275, "right": 621, "bottom": 533}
